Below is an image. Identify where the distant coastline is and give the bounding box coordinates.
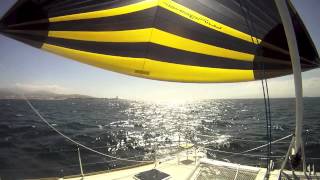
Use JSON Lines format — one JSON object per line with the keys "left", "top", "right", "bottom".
{"left": 0, "top": 88, "right": 93, "bottom": 100}
{"left": 0, "top": 88, "right": 319, "bottom": 100}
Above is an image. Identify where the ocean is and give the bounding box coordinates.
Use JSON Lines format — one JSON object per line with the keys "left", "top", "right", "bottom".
{"left": 0, "top": 98, "right": 319, "bottom": 179}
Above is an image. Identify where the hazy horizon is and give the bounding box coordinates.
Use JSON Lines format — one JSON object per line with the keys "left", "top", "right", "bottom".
{"left": 1, "top": 85, "right": 319, "bottom": 102}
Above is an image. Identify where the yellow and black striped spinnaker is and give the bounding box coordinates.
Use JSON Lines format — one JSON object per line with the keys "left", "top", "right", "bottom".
{"left": 0, "top": 0, "right": 319, "bottom": 83}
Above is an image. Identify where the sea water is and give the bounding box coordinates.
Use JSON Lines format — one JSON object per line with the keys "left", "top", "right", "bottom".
{"left": 0, "top": 98, "right": 319, "bottom": 179}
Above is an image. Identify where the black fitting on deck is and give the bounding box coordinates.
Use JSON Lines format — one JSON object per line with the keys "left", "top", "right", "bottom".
{"left": 290, "top": 151, "right": 302, "bottom": 169}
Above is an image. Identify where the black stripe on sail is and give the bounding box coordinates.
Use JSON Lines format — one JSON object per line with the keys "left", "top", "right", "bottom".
{"left": 154, "top": 7, "right": 257, "bottom": 54}
{"left": 1, "top": 32, "right": 45, "bottom": 48}
{"left": 253, "top": 66, "right": 315, "bottom": 80}
{"left": 147, "top": 43, "right": 253, "bottom": 69}
{"left": 45, "top": 37, "right": 253, "bottom": 70}
{"left": 46, "top": 37, "right": 148, "bottom": 58}
{"left": 173, "top": 0, "right": 277, "bottom": 39}
{"left": 49, "top": 8, "right": 158, "bottom": 31}
{"left": 7, "top": 7, "right": 157, "bottom": 32}
{"left": 0, "top": 0, "right": 50, "bottom": 33}
{"left": 3, "top": 28, "right": 302, "bottom": 71}
{"left": 2, "top": 1, "right": 291, "bottom": 61}
{"left": 46, "top": 0, "right": 146, "bottom": 18}
{"left": 46, "top": 7, "right": 257, "bottom": 54}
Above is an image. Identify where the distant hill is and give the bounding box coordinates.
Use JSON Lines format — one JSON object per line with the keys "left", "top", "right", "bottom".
{"left": 0, "top": 88, "right": 93, "bottom": 100}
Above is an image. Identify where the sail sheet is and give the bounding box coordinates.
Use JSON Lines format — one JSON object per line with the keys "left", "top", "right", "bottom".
{"left": 0, "top": 0, "right": 319, "bottom": 83}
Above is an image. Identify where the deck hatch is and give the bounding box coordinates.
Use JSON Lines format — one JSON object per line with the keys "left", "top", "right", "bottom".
{"left": 134, "top": 169, "right": 171, "bottom": 180}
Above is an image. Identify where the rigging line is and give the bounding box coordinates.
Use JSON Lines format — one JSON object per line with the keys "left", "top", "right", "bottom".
{"left": 241, "top": 0, "right": 272, "bottom": 165}
{"left": 262, "top": 60, "right": 272, "bottom": 174}
{"left": 262, "top": 64, "right": 272, "bottom": 169}
{"left": 265, "top": 77, "right": 272, "bottom": 160}
{"left": 238, "top": 0, "right": 272, "bottom": 167}
{"left": 0, "top": 154, "right": 152, "bottom": 172}
{"left": 23, "top": 96, "right": 153, "bottom": 163}
{"left": 222, "top": 134, "right": 293, "bottom": 160}
{"left": 237, "top": 0, "right": 257, "bottom": 45}
{"left": 86, "top": 154, "right": 151, "bottom": 165}
{"left": 244, "top": 0, "right": 273, "bottom": 170}
{"left": 194, "top": 133, "right": 290, "bottom": 144}
{"left": 203, "top": 147, "right": 282, "bottom": 158}
{"left": 23, "top": 143, "right": 189, "bottom": 154}
{"left": 37, "top": 135, "right": 198, "bottom": 154}
{"left": 257, "top": 23, "right": 271, "bottom": 169}
{"left": 243, "top": 0, "right": 273, "bottom": 165}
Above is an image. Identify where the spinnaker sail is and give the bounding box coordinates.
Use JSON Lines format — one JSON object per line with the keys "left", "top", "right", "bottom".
{"left": 0, "top": 0, "right": 319, "bottom": 82}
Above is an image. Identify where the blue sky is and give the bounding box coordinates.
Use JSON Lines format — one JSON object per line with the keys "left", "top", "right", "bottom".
{"left": 0, "top": 0, "right": 319, "bottom": 102}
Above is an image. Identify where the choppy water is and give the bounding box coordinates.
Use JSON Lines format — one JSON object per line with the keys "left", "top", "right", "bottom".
{"left": 0, "top": 98, "right": 320, "bottom": 179}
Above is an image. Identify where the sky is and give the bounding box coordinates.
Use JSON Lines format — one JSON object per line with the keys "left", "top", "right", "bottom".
{"left": 0, "top": 0, "right": 319, "bottom": 102}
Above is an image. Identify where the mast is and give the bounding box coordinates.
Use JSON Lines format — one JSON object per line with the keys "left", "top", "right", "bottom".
{"left": 275, "top": 0, "right": 305, "bottom": 170}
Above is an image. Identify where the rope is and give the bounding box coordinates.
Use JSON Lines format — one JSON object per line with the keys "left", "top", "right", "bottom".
{"left": 261, "top": 77, "right": 270, "bottom": 170}
{"left": 0, "top": 154, "right": 149, "bottom": 172}
{"left": 195, "top": 133, "right": 290, "bottom": 144}
{"left": 222, "top": 134, "right": 293, "bottom": 160}
{"left": 237, "top": 0, "right": 273, "bottom": 172}
{"left": 211, "top": 134, "right": 292, "bottom": 161}
{"left": 264, "top": 74, "right": 273, "bottom": 170}
{"left": 204, "top": 148, "right": 270, "bottom": 158}
{"left": 21, "top": 96, "right": 298, "bottom": 168}
{"left": 24, "top": 97, "right": 153, "bottom": 163}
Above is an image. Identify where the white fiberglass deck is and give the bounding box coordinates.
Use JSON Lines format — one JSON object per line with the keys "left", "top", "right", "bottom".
{"left": 34, "top": 157, "right": 319, "bottom": 180}
{"left": 61, "top": 151, "right": 267, "bottom": 180}
{"left": 36, "top": 149, "right": 318, "bottom": 180}
{"left": 64, "top": 152, "right": 199, "bottom": 180}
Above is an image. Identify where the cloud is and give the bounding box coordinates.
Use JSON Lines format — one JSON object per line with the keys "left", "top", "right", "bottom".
{"left": 303, "top": 77, "right": 320, "bottom": 96}
{"left": 14, "top": 83, "right": 70, "bottom": 94}
{"left": 268, "top": 76, "right": 320, "bottom": 97}
{"left": 135, "top": 75, "right": 320, "bottom": 102}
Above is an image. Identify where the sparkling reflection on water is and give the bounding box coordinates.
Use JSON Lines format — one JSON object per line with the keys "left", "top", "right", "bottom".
{"left": 0, "top": 98, "right": 320, "bottom": 179}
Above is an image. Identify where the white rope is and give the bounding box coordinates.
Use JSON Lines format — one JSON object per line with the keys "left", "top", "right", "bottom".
{"left": 204, "top": 134, "right": 292, "bottom": 159}
{"left": 24, "top": 142, "right": 184, "bottom": 154}
{"left": 22, "top": 95, "right": 293, "bottom": 163}
{"left": 195, "top": 133, "right": 290, "bottom": 144}
{"left": 237, "top": 134, "right": 293, "bottom": 154}
{"left": 222, "top": 134, "right": 293, "bottom": 159}
{"left": 24, "top": 97, "right": 153, "bottom": 163}
{"left": 204, "top": 148, "right": 289, "bottom": 159}
{"left": 0, "top": 153, "right": 153, "bottom": 173}
{"left": 205, "top": 148, "right": 266, "bottom": 157}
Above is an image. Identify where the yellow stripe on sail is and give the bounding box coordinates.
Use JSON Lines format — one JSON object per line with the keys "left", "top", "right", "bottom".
{"left": 143, "top": 58, "right": 254, "bottom": 82}
{"left": 150, "top": 29, "right": 254, "bottom": 62}
{"left": 42, "top": 43, "right": 145, "bottom": 76}
{"left": 49, "top": 0, "right": 261, "bottom": 44}
{"left": 41, "top": 43, "right": 254, "bottom": 83}
{"left": 49, "top": 0, "right": 158, "bottom": 22}
{"left": 158, "top": 0, "right": 261, "bottom": 44}
{"left": 48, "top": 0, "right": 261, "bottom": 44}
{"left": 48, "top": 28, "right": 254, "bottom": 62}
{"left": 48, "top": 29, "right": 153, "bottom": 42}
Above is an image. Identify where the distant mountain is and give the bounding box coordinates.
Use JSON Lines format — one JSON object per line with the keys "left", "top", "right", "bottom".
{"left": 0, "top": 88, "right": 93, "bottom": 100}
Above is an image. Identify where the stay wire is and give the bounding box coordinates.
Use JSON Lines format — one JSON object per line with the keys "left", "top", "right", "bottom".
{"left": 23, "top": 96, "right": 153, "bottom": 163}
{"left": 238, "top": 0, "right": 273, "bottom": 171}
{"left": 218, "top": 134, "right": 293, "bottom": 160}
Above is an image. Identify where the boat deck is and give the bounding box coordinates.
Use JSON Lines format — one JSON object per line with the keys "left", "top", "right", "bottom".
{"left": 196, "top": 159, "right": 261, "bottom": 180}
{"left": 61, "top": 149, "right": 268, "bottom": 180}
{"left": 31, "top": 149, "right": 318, "bottom": 180}
{"left": 64, "top": 151, "right": 199, "bottom": 180}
